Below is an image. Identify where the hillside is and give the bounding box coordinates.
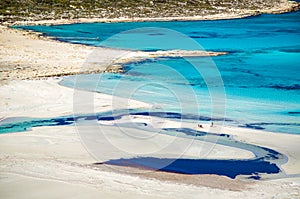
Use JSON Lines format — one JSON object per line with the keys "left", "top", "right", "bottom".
{"left": 1, "top": 0, "right": 299, "bottom": 24}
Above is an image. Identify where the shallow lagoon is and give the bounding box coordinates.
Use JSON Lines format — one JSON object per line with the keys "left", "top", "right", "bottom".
{"left": 16, "top": 11, "right": 300, "bottom": 134}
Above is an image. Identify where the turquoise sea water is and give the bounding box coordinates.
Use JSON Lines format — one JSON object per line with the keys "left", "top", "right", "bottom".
{"left": 15, "top": 11, "right": 300, "bottom": 134}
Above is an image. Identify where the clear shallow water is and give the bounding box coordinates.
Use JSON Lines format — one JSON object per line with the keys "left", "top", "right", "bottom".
{"left": 15, "top": 11, "right": 300, "bottom": 135}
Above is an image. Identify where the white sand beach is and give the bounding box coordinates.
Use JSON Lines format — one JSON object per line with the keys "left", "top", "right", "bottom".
{"left": 1, "top": 78, "right": 300, "bottom": 199}
{"left": 0, "top": 15, "right": 300, "bottom": 199}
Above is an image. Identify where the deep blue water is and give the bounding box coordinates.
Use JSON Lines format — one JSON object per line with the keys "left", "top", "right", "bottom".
{"left": 103, "top": 157, "right": 280, "bottom": 179}
{"left": 15, "top": 11, "right": 300, "bottom": 52}
{"left": 16, "top": 11, "right": 298, "bottom": 134}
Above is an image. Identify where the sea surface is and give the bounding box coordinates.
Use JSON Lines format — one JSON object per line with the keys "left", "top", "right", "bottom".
{"left": 15, "top": 10, "right": 300, "bottom": 135}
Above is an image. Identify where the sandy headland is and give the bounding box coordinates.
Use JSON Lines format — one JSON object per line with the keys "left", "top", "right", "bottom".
{"left": 0, "top": 25, "right": 226, "bottom": 84}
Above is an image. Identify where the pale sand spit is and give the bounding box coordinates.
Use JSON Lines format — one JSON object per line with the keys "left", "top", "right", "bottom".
{"left": 0, "top": 26, "right": 226, "bottom": 84}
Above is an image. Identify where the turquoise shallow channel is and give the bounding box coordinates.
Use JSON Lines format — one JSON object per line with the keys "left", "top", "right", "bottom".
{"left": 0, "top": 110, "right": 288, "bottom": 179}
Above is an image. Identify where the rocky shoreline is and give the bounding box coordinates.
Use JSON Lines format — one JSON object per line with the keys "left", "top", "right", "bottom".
{"left": 1, "top": 0, "right": 299, "bottom": 26}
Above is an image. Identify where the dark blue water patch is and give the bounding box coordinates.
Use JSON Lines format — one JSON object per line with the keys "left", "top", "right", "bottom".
{"left": 190, "top": 35, "right": 205, "bottom": 39}
{"left": 274, "top": 28, "right": 300, "bottom": 34}
{"left": 98, "top": 111, "right": 186, "bottom": 121}
{"left": 239, "top": 124, "right": 265, "bottom": 130}
{"left": 0, "top": 110, "right": 235, "bottom": 134}
{"left": 0, "top": 117, "right": 74, "bottom": 134}
{"left": 0, "top": 113, "right": 111, "bottom": 134}
{"left": 239, "top": 122, "right": 300, "bottom": 131}
{"left": 267, "top": 84, "right": 300, "bottom": 91}
{"left": 144, "top": 49, "right": 160, "bottom": 52}
{"left": 248, "top": 175, "right": 261, "bottom": 180}
{"left": 77, "top": 30, "right": 93, "bottom": 34}
{"left": 232, "top": 68, "right": 260, "bottom": 76}
{"left": 261, "top": 146, "right": 282, "bottom": 160}
{"left": 84, "top": 115, "right": 99, "bottom": 120}
{"left": 122, "top": 58, "right": 161, "bottom": 70}
{"left": 247, "top": 122, "right": 300, "bottom": 127}
{"left": 102, "top": 157, "right": 280, "bottom": 179}
{"left": 163, "top": 128, "right": 207, "bottom": 137}
{"left": 138, "top": 123, "right": 148, "bottom": 127}
{"left": 130, "top": 111, "right": 233, "bottom": 122}
{"left": 288, "top": 111, "right": 300, "bottom": 115}
{"left": 58, "top": 37, "right": 100, "bottom": 41}
{"left": 148, "top": 33, "right": 165, "bottom": 36}
{"left": 189, "top": 31, "right": 220, "bottom": 39}
{"left": 279, "top": 48, "right": 300, "bottom": 53}
{"left": 162, "top": 128, "right": 231, "bottom": 138}
{"left": 0, "top": 114, "right": 100, "bottom": 134}
{"left": 98, "top": 116, "right": 123, "bottom": 121}
{"left": 132, "top": 111, "right": 181, "bottom": 119}
{"left": 51, "top": 26, "right": 65, "bottom": 30}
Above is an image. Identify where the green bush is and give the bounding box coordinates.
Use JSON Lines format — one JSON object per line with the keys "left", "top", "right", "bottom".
{"left": 0, "top": 0, "right": 285, "bottom": 23}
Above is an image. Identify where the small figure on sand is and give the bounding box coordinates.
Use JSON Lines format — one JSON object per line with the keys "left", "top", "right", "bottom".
{"left": 210, "top": 122, "right": 214, "bottom": 127}
{"left": 198, "top": 124, "right": 203, "bottom": 128}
